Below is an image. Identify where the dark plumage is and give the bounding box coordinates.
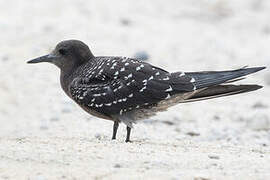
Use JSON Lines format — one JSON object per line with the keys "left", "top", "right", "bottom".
{"left": 27, "top": 40, "right": 266, "bottom": 142}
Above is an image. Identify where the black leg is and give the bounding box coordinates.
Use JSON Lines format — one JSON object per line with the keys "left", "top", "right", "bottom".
{"left": 125, "top": 126, "right": 131, "bottom": 142}
{"left": 112, "top": 121, "right": 119, "bottom": 140}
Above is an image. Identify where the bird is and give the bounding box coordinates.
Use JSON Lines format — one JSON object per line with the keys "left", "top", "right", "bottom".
{"left": 27, "top": 40, "right": 265, "bottom": 142}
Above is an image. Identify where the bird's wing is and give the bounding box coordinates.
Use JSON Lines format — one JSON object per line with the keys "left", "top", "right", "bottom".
{"left": 69, "top": 56, "right": 196, "bottom": 117}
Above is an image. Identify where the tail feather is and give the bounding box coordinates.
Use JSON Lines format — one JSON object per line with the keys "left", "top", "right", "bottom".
{"left": 186, "top": 67, "right": 265, "bottom": 89}
{"left": 182, "top": 84, "right": 263, "bottom": 103}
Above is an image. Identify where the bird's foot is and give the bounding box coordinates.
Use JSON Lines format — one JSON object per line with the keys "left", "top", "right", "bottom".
{"left": 125, "top": 139, "right": 132, "bottom": 143}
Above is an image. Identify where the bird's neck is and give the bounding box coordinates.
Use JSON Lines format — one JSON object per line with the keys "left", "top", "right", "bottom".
{"left": 59, "top": 57, "right": 96, "bottom": 97}
{"left": 60, "top": 70, "right": 73, "bottom": 98}
{"left": 59, "top": 63, "right": 80, "bottom": 97}
{"left": 59, "top": 60, "right": 95, "bottom": 97}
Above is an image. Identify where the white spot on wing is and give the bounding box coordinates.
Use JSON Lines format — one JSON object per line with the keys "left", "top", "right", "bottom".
{"left": 190, "top": 78, "right": 195, "bottom": 83}
{"left": 83, "top": 91, "right": 88, "bottom": 96}
{"left": 179, "top": 72, "right": 185, "bottom": 77}
{"left": 165, "top": 93, "right": 171, "bottom": 99}
{"left": 98, "top": 69, "right": 104, "bottom": 74}
{"left": 124, "top": 73, "right": 133, "bottom": 80}
{"left": 163, "top": 77, "right": 170, "bottom": 80}
{"left": 78, "top": 96, "right": 83, "bottom": 100}
{"left": 148, "top": 76, "right": 154, "bottom": 80}
{"left": 165, "top": 86, "right": 173, "bottom": 92}
{"left": 139, "top": 86, "right": 147, "bottom": 92}
{"left": 118, "top": 85, "right": 122, "bottom": 89}
{"left": 95, "top": 104, "right": 103, "bottom": 107}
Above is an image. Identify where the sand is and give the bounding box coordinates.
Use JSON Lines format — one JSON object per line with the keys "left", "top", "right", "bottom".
{"left": 0, "top": 0, "right": 269, "bottom": 179}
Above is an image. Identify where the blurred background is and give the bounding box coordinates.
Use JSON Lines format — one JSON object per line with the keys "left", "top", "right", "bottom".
{"left": 0, "top": 0, "right": 270, "bottom": 143}
{"left": 0, "top": 0, "right": 269, "bottom": 179}
{"left": 0, "top": 0, "right": 269, "bottom": 142}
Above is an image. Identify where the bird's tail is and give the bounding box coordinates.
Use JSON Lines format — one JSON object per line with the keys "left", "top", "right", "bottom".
{"left": 185, "top": 66, "right": 265, "bottom": 89}
{"left": 183, "top": 84, "right": 262, "bottom": 103}
{"left": 181, "top": 66, "right": 265, "bottom": 102}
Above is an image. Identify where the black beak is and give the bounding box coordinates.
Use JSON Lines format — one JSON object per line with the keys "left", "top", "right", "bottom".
{"left": 27, "top": 54, "right": 57, "bottom": 64}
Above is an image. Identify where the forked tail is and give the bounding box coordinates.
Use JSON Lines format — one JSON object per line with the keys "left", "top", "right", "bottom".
{"left": 183, "top": 66, "right": 266, "bottom": 102}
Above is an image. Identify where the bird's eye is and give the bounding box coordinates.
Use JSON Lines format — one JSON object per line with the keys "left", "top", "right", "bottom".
{"left": 59, "top": 49, "right": 67, "bottom": 55}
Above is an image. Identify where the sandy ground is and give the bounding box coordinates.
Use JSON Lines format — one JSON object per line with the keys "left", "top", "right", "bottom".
{"left": 0, "top": 0, "right": 270, "bottom": 179}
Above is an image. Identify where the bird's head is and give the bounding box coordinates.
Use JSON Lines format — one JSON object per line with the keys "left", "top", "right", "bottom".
{"left": 27, "top": 40, "right": 94, "bottom": 70}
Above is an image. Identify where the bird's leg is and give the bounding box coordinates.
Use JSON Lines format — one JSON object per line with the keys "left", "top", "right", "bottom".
{"left": 112, "top": 121, "right": 119, "bottom": 140}
{"left": 125, "top": 126, "right": 131, "bottom": 143}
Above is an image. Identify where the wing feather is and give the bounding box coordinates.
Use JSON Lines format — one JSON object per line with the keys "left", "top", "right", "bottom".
{"left": 69, "top": 57, "right": 195, "bottom": 117}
